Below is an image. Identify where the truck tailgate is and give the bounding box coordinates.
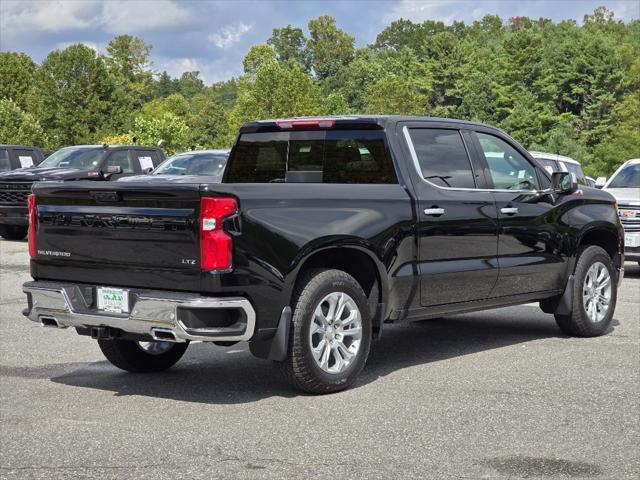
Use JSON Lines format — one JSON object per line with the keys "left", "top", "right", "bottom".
{"left": 31, "top": 181, "right": 203, "bottom": 291}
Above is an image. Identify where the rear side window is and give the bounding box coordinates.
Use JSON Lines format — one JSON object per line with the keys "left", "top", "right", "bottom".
{"left": 15, "top": 149, "right": 36, "bottom": 168}
{"left": 0, "top": 149, "right": 10, "bottom": 171}
{"left": 105, "top": 150, "right": 134, "bottom": 173}
{"left": 408, "top": 128, "right": 476, "bottom": 188}
{"left": 225, "top": 130, "right": 396, "bottom": 183}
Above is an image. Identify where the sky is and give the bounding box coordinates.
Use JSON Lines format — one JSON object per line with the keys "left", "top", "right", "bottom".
{"left": 1, "top": 0, "right": 638, "bottom": 84}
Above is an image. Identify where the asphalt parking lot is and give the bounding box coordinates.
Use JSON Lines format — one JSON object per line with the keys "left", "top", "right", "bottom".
{"left": 1, "top": 238, "right": 638, "bottom": 479}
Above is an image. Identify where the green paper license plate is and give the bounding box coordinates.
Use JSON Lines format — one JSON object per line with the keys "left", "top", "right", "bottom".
{"left": 97, "top": 287, "right": 129, "bottom": 313}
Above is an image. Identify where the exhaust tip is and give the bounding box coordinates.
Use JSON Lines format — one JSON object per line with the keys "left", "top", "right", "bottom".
{"left": 150, "top": 328, "right": 179, "bottom": 342}
{"left": 40, "top": 316, "right": 59, "bottom": 328}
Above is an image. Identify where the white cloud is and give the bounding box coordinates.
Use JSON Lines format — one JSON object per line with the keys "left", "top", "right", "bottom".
{"left": 99, "top": 0, "right": 191, "bottom": 34}
{"left": 208, "top": 22, "right": 253, "bottom": 49}
{"left": 0, "top": 0, "right": 99, "bottom": 34}
{"left": 0, "top": 0, "right": 191, "bottom": 37}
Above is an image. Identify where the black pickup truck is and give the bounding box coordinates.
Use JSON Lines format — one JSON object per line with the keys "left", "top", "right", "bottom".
{"left": 0, "top": 144, "right": 164, "bottom": 240}
{"left": 22, "top": 116, "right": 624, "bottom": 393}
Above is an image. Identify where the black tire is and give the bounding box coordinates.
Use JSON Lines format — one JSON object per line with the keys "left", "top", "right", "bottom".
{"left": 97, "top": 338, "right": 188, "bottom": 373}
{"left": 280, "top": 269, "right": 372, "bottom": 394}
{"left": 555, "top": 245, "right": 617, "bottom": 337}
{"left": 1, "top": 226, "right": 28, "bottom": 240}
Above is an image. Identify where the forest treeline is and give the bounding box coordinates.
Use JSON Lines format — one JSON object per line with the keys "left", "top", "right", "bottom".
{"left": 0, "top": 6, "right": 638, "bottom": 175}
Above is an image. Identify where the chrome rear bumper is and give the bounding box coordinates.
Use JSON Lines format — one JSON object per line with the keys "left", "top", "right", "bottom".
{"left": 23, "top": 281, "right": 255, "bottom": 342}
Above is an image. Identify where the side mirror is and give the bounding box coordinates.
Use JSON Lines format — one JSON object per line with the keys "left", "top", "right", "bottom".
{"left": 106, "top": 165, "right": 122, "bottom": 174}
{"left": 595, "top": 177, "right": 607, "bottom": 189}
{"left": 142, "top": 167, "right": 154, "bottom": 174}
{"left": 552, "top": 171, "right": 578, "bottom": 194}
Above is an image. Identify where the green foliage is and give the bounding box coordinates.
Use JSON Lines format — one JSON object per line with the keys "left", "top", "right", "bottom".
{"left": 0, "top": 52, "right": 39, "bottom": 111}
{"left": 131, "top": 113, "right": 190, "bottom": 155}
{"left": 0, "top": 9, "right": 636, "bottom": 175}
{"left": 0, "top": 98, "right": 47, "bottom": 146}
{"left": 307, "top": 16, "right": 355, "bottom": 81}
{"left": 36, "top": 44, "right": 130, "bottom": 146}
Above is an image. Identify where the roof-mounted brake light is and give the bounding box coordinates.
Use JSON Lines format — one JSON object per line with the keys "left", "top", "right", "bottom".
{"left": 276, "top": 118, "right": 336, "bottom": 129}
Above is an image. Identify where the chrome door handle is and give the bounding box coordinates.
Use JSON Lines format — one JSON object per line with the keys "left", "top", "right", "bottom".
{"left": 500, "top": 207, "right": 519, "bottom": 215}
{"left": 424, "top": 208, "right": 445, "bottom": 216}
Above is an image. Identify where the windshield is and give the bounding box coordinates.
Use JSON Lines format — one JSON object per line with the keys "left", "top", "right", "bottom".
{"left": 153, "top": 152, "right": 228, "bottom": 176}
{"left": 39, "top": 147, "right": 104, "bottom": 170}
{"left": 608, "top": 163, "right": 640, "bottom": 188}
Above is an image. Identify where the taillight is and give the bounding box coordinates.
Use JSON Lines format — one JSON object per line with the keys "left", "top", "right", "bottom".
{"left": 276, "top": 118, "right": 336, "bottom": 129}
{"left": 200, "top": 197, "right": 238, "bottom": 271}
{"left": 27, "top": 194, "right": 37, "bottom": 258}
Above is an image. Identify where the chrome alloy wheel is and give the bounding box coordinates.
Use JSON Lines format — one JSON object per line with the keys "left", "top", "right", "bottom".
{"left": 137, "top": 341, "right": 175, "bottom": 355}
{"left": 582, "top": 261, "right": 612, "bottom": 323}
{"left": 309, "top": 291, "right": 363, "bottom": 374}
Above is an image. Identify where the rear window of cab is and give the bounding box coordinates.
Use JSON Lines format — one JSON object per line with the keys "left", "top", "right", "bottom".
{"left": 225, "top": 130, "right": 397, "bottom": 184}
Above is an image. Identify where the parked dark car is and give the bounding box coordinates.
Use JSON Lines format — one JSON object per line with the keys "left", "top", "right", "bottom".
{"left": 0, "top": 144, "right": 164, "bottom": 240}
{"left": 0, "top": 145, "right": 45, "bottom": 172}
{"left": 21, "top": 116, "right": 624, "bottom": 393}
{"left": 117, "top": 150, "right": 229, "bottom": 183}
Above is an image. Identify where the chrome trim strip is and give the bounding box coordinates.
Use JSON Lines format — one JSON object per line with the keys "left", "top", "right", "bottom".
{"left": 401, "top": 125, "right": 551, "bottom": 195}
{"left": 23, "top": 282, "right": 256, "bottom": 343}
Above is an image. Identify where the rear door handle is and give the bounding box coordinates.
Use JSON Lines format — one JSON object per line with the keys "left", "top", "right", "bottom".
{"left": 500, "top": 207, "right": 519, "bottom": 215}
{"left": 424, "top": 208, "right": 445, "bottom": 216}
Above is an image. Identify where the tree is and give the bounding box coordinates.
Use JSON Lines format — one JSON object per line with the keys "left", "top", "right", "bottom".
{"left": 0, "top": 52, "right": 39, "bottom": 111}
{"left": 242, "top": 44, "right": 277, "bottom": 75}
{"left": 36, "top": 44, "right": 129, "bottom": 147}
{"left": 0, "top": 98, "right": 47, "bottom": 147}
{"left": 365, "top": 75, "right": 429, "bottom": 115}
{"left": 268, "top": 25, "right": 310, "bottom": 70}
{"left": 229, "top": 59, "right": 322, "bottom": 134}
{"left": 154, "top": 71, "right": 179, "bottom": 98}
{"left": 106, "top": 35, "right": 153, "bottom": 83}
{"left": 187, "top": 91, "right": 231, "bottom": 148}
{"left": 177, "top": 71, "right": 204, "bottom": 98}
{"left": 307, "top": 16, "right": 355, "bottom": 81}
{"left": 131, "top": 113, "right": 190, "bottom": 155}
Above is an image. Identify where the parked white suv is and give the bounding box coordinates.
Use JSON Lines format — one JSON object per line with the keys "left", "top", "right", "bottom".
{"left": 599, "top": 159, "right": 640, "bottom": 263}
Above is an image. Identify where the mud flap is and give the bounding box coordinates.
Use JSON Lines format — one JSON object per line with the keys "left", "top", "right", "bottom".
{"left": 249, "top": 307, "right": 291, "bottom": 361}
{"left": 540, "top": 275, "right": 574, "bottom": 315}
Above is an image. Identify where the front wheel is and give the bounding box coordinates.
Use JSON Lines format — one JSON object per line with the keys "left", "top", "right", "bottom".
{"left": 0, "top": 225, "right": 28, "bottom": 240}
{"left": 280, "top": 269, "right": 372, "bottom": 394}
{"left": 98, "top": 338, "right": 188, "bottom": 373}
{"left": 555, "top": 245, "right": 617, "bottom": 337}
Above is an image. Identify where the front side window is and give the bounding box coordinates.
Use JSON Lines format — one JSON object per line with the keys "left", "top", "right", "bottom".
{"left": 39, "top": 147, "right": 104, "bottom": 170}
{"left": 408, "top": 128, "right": 476, "bottom": 188}
{"left": 0, "top": 149, "right": 10, "bottom": 171}
{"left": 225, "top": 130, "right": 396, "bottom": 184}
{"left": 477, "top": 133, "right": 539, "bottom": 191}
{"left": 608, "top": 162, "right": 640, "bottom": 188}
{"left": 105, "top": 150, "right": 134, "bottom": 173}
{"left": 535, "top": 158, "right": 559, "bottom": 175}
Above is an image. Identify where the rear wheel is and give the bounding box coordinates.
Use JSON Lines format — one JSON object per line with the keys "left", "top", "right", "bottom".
{"left": 555, "top": 246, "right": 617, "bottom": 337}
{"left": 0, "top": 225, "right": 28, "bottom": 240}
{"left": 280, "top": 269, "right": 372, "bottom": 394}
{"left": 97, "top": 338, "right": 188, "bottom": 373}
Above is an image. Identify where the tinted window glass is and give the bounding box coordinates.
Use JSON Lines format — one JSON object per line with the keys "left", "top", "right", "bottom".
{"left": 477, "top": 133, "right": 539, "bottom": 190}
{"left": 608, "top": 163, "right": 640, "bottom": 188}
{"left": 535, "top": 158, "right": 559, "bottom": 175}
{"left": 105, "top": 150, "right": 134, "bottom": 173}
{"left": 0, "top": 149, "right": 10, "bottom": 171}
{"left": 225, "top": 130, "right": 396, "bottom": 184}
{"left": 40, "top": 147, "right": 103, "bottom": 169}
{"left": 561, "top": 161, "right": 587, "bottom": 185}
{"left": 153, "top": 152, "right": 228, "bottom": 177}
{"left": 408, "top": 128, "right": 475, "bottom": 188}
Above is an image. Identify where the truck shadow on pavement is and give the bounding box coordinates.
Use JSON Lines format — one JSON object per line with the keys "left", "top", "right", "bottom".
{"left": 45, "top": 304, "right": 607, "bottom": 404}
